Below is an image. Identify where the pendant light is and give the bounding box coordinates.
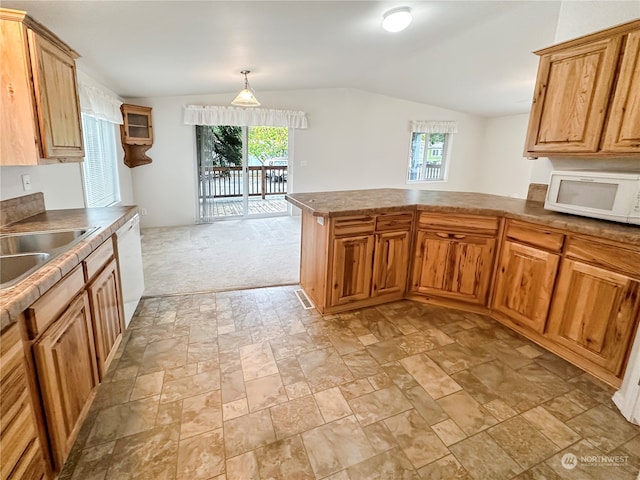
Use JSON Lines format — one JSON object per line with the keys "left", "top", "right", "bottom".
{"left": 231, "top": 70, "right": 261, "bottom": 107}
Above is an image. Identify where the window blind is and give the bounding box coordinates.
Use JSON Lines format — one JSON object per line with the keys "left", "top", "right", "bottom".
{"left": 82, "top": 114, "right": 120, "bottom": 207}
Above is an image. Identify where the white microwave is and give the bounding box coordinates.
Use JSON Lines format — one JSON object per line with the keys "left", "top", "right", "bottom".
{"left": 545, "top": 170, "right": 640, "bottom": 225}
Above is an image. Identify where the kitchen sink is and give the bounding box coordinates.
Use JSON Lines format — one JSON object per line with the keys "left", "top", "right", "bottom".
{"left": 0, "top": 227, "right": 97, "bottom": 289}
{"left": 0, "top": 227, "right": 97, "bottom": 255}
{"left": 0, "top": 253, "right": 51, "bottom": 289}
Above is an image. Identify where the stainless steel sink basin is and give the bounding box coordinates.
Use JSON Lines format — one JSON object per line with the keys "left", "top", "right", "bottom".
{"left": 0, "top": 227, "right": 97, "bottom": 255}
{"left": 0, "top": 227, "right": 97, "bottom": 289}
{"left": 0, "top": 253, "right": 51, "bottom": 288}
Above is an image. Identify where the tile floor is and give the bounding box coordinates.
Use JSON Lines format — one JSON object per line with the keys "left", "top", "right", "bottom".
{"left": 60, "top": 285, "right": 640, "bottom": 480}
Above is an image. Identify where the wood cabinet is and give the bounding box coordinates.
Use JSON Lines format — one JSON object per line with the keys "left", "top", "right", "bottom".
{"left": 410, "top": 213, "right": 497, "bottom": 306}
{"left": 492, "top": 220, "right": 563, "bottom": 333}
{"left": 547, "top": 238, "right": 640, "bottom": 379}
{"left": 87, "top": 256, "right": 124, "bottom": 380}
{"left": 524, "top": 19, "right": 640, "bottom": 157}
{"left": 296, "top": 201, "right": 640, "bottom": 388}
{"left": 299, "top": 211, "right": 413, "bottom": 313}
{"left": 18, "top": 235, "right": 124, "bottom": 475}
{"left": 0, "top": 9, "right": 83, "bottom": 165}
{"left": 0, "top": 324, "right": 46, "bottom": 480}
{"left": 120, "top": 103, "right": 153, "bottom": 168}
{"left": 372, "top": 230, "right": 411, "bottom": 297}
{"left": 329, "top": 213, "right": 412, "bottom": 309}
{"left": 330, "top": 235, "right": 374, "bottom": 306}
{"left": 33, "top": 291, "right": 98, "bottom": 471}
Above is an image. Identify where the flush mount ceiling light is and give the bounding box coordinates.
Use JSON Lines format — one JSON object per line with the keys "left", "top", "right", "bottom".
{"left": 231, "top": 70, "right": 261, "bottom": 107}
{"left": 382, "top": 6, "right": 412, "bottom": 32}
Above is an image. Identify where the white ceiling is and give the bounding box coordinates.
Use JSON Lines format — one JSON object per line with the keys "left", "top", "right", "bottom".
{"left": 4, "top": 1, "right": 568, "bottom": 117}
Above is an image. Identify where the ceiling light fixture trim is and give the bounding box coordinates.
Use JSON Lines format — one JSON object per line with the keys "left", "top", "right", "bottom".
{"left": 382, "top": 7, "right": 412, "bottom": 33}
{"left": 231, "top": 70, "right": 261, "bottom": 107}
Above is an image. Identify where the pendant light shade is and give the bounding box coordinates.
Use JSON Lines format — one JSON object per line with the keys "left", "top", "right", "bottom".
{"left": 231, "top": 70, "right": 261, "bottom": 107}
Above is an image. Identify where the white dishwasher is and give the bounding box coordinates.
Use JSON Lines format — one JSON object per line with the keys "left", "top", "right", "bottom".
{"left": 116, "top": 213, "right": 145, "bottom": 327}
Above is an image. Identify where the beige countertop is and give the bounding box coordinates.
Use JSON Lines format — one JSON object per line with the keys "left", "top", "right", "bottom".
{"left": 286, "top": 188, "right": 640, "bottom": 246}
{"left": 1, "top": 206, "right": 138, "bottom": 332}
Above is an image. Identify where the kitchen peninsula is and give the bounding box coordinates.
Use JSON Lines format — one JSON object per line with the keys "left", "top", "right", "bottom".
{"left": 286, "top": 188, "right": 640, "bottom": 390}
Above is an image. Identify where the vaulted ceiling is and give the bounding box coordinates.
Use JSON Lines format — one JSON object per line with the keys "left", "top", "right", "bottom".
{"left": 3, "top": 1, "right": 567, "bottom": 116}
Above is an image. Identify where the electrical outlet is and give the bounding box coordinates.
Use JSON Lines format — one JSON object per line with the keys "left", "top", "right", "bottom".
{"left": 140, "top": 208, "right": 148, "bottom": 216}
{"left": 21, "top": 175, "right": 31, "bottom": 191}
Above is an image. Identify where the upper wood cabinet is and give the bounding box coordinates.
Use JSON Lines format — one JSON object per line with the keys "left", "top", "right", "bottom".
{"left": 524, "top": 19, "right": 640, "bottom": 157}
{"left": 0, "top": 9, "right": 84, "bottom": 165}
{"left": 120, "top": 103, "right": 153, "bottom": 168}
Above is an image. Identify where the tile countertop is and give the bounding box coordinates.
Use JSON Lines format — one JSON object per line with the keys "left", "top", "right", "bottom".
{"left": 285, "top": 188, "right": 640, "bottom": 246}
{"left": 0, "top": 206, "right": 138, "bottom": 332}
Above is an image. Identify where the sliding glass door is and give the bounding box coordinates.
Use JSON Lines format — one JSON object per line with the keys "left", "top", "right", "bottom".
{"left": 196, "top": 125, "right": 289, "bottom": 221}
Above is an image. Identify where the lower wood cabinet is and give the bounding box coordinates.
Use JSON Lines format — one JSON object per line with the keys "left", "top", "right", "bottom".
{"left": 372, "top": 230, "right": 411, "bottom": 297}
{"left": 87, "top": 258, "right": 124, "bottom": 380}
{"left": 492, "top": 240, "right": 560, "bottom": 333}
{"left": 33, "top": 291, "right": 99, "bottom": 471}
{"left": 0, "top": 324, "right": 46, "bottom": 480}
{"left": 547, "top": 258, "right": 640, "bottom": 377}
{"left": 411, "top": 230, "right": 496, "bottom": 305}
{"left": 330, "top": 235, "right": 374, "bottom": 306}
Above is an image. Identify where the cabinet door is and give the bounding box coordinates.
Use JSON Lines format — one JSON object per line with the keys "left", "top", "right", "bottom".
{"left": 121, "top": 104, "right": 153, "bottom": 145}
{"left": 492, "top": 241, "right": 560, "bottom": 333}
{"left": 88, "top": 259, "right": 124, "bottom": 380}
{"left": 34, "top": 292, "right": 98, "bottom": 471}
{"left": 411, "top": 231, "right": 496, "bottom": 305}
{"left": 525, "top": 37, "right": 622, "bottom": 154}
{"left": 372, "top": 230, "right": 410, "bottom": 297}
{"left": 0, "top": 19, "right": 39, "bottom": 165}
{"left": 547, "top": 259, "right": 640, "bottom": 377}
{"left": 1, "top": 324, "right": 46, "bottom": 480}
{"left": 602, "top": 30, "right": 640, "bottom": 153}
{"left": 28, "top": 30, "right": 83, "bottom": 160}
{"left": 330, "top": 235, "right": 374, "bottom": 306}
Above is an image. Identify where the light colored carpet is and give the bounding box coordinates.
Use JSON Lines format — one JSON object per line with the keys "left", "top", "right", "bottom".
{"left": 141, "top": 216, "right": 301, "bottom": 296}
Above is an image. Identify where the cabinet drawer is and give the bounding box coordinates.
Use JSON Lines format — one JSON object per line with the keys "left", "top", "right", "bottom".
{"left": 84, "top": 237, "right": 114, "bottom": 280}
{"left": 566, "top": 236, "right": 640, "bottom": 278}
{"left": 418, "top": 212, "right": 499, "bottom": 235}
{"left": 25, "top": 265, "right": 85, "bottom": 339}
{"left": 376, "top": 212, "right": 413, "bottom": 232}
{"left": 505, "top": 220, "right": 564, "bottom": 252}
{"left": 332, "top": 216, "right": 375, "bottom": 236}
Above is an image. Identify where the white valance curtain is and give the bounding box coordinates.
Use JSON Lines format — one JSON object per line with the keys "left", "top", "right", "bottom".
{"left": 78, "top": 80, "right": 123, "bottom": 124}
{"left": 183, "top": 105, "right": 308, "bottom": 128}
{"left": 410, "top": 120, "right": 458, "bottom": 133}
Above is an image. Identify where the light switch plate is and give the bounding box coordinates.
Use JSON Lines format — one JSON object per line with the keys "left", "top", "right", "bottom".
{"left": 21, "top": 174, "right": 31, "bottom": 191}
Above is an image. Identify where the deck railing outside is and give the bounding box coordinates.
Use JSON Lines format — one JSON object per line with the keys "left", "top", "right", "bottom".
{"left": 199, "top": 166, "right": 287, "bottom": 199}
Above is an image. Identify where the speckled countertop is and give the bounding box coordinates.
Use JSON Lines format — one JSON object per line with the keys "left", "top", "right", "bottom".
{"left": 1, "top": 206, "right": 138, "bottom": 332}
{"left": 286, "top": 189, "right": 640, "bottom": 246}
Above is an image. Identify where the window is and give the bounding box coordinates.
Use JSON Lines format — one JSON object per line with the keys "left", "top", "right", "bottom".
{"left": 408, "top": 132, "right": 450, "bottom": 182}
{"left": 407, "top": 120, "right": 457, "bottom": 183}
{"left": 81, "top": 114, "right": 120, "bottom": 207}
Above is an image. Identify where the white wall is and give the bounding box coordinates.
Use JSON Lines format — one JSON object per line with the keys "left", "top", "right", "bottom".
{"left": 529, "top": 1, "right": 640, "bottom": 184}
{"left": 127, "top": 88, "right": 486, "bottom": 228}
{"left": 0, "top": 70, "right": 135, "bottom": 210}
{"left": 475, "top": 114, "right": 534, "bottom": 199}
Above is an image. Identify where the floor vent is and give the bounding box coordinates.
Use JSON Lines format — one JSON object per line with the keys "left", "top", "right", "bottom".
{"left": 295, "top": 289, "right": 315, "bottom": 310}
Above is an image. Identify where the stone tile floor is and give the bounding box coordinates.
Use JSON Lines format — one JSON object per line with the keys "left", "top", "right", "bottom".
{"left": 60, "top": 285, "right": 640, "bottom": 480}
